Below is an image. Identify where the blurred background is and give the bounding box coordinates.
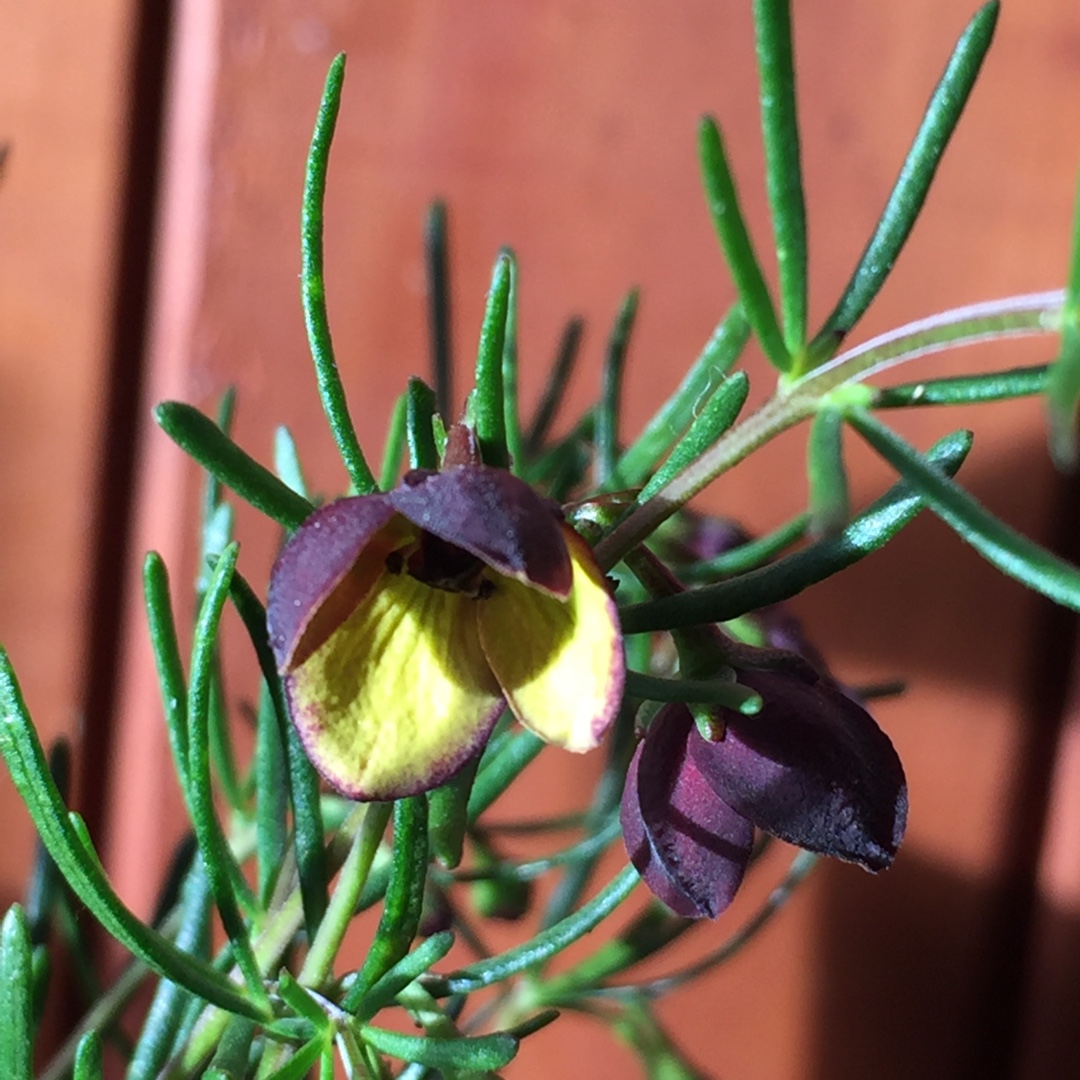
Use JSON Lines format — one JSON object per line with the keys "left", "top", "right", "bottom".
{"left": 3, "top": 1, "right": 1080, "bottom": 1076}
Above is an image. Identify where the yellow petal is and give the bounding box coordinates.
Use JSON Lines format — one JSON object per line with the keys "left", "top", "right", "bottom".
{"left": 477, "top": 524, "right": 623, "bottom": 752}
{"left": 286, "top": 569, "right": 502, "bottom": 800}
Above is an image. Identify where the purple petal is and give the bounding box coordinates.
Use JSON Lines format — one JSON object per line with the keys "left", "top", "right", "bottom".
{"left": 387, "top": 466, "right": 572, "bottom": 598}
{"left": 621, "top": 707, "right": 753, "bottom": 919}
{"left": 755, "top": 604, "right": 831, "bottom": 677}
{"left": 268, "top": 495, "right": 401, "bottom": 670}
{"left": 666, "top": 512, "right": 750, "bottom": 563}
{"left": 689, "top": 670, "right": 907, "bottom": 871}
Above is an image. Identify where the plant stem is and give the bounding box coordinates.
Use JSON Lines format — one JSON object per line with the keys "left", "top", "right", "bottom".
{"left": 300, "top": 804, "right": 391, "bottom": 988}
{"left": 595, "top": 290, "right": 1064, "bottom": 569}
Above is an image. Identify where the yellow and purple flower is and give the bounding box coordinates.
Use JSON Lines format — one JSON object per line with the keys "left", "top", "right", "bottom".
{"left": 268, "top": 464, "right": 624, "bottom": 801}
{"left": 621, "top": 667, "right": 907, "bottom": 919}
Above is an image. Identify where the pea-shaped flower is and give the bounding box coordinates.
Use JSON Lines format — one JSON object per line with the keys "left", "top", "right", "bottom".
{"left": 268, "top": 465, "right": 624, "bottom": 801}
{"left": 621, "top": 669, "right": 907, "bottom": 919}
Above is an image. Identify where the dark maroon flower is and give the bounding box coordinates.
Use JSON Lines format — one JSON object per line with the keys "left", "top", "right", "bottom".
{"left": 621, "top": 668, "right": 907, "bottom": 918}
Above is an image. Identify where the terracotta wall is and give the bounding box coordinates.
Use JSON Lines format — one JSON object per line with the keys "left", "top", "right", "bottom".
{"left": 4, "top": 1, "right": 1080, "bottom": 1077}
{"left": 0, "top": 0, "right": 138, "bottom": 897}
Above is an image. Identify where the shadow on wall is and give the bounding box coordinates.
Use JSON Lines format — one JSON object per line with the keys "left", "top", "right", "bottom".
{"left": 811, "top": 853, "right": 1080, "bottom": 1080}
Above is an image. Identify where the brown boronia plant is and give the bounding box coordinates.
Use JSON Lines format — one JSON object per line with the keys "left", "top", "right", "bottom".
{"left": 3, "top": 1, "right": 1080, "bottom": 1076}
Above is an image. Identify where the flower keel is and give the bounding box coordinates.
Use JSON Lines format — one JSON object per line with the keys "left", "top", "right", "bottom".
{"left": 286, "top": 567, "right": 503, "bottom": 800}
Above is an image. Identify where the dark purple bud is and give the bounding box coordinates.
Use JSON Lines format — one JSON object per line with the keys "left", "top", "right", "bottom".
{"left": 668, "top": 512, "right": 750, "bottom": 563}
{"left": 622, "top": 707, "right": 754, "bottom": 919}
{"left": 387, "top": 465, "right": 572, "bottom": 597}
{"left": 689, "top": 669, "right": 907, "bottom": 871}
{"left": 267, "top": 495, "right": 401, "bottom": 670}
{"left": 755, "top": 604, "right": 831, "bottom": 677}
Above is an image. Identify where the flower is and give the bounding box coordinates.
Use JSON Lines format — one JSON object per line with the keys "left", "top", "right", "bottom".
{"left": 268, "top": 464, "right": 624, "bottom": 801}
{"left": 621, "top": 667, "right": 907, "bottom": 919}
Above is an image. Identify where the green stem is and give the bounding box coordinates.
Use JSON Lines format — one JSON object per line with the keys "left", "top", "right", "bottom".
{"left": 426, "top": 865, "right": 639, "bottom": 996}
{"left": 594, "top": 290, "right": 1063, "bottom": 570}
{"left": 299, "top": 803, "right": 391, "bottom": 988}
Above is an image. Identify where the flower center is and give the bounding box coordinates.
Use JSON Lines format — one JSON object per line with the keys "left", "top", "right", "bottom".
{"left": 386, "top": 531, "right": 494, "bottom": 598}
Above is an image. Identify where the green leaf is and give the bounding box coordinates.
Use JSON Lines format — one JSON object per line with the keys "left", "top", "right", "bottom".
{"left": 128, "top": 858, "right": 213, "bottom": 1080}
{"left": 467, "top": 731, "right": 545, "bottom": 821}
{"left": 24, "top": 740, "right": 70, "bottom": 945}
{"left": 806, "top": 406, "right": 850, "bottom": 535}
{"left": 263, "top": 1041, "right": 326, "bottom": 1080}
{"left": 344, "top": 796, "right": 429, "bottom": 1008}
{"left": 610, "top": 306, "right": 750, "bottom": 490}
{"left": 699, "top": 118, "right": 790, "bottom": 372}
{"left": 502, "top": 249, "right": 525, "bottom": 471}
{"left": 1, "top": 906, "right": 33, "bottom": 1080}
{"left": 263, "top": 1036, "right": 327, "bottom": 1080}
{"left": 73, "top": 1031, "right": 103, "bottom": 1080}
{"left": 227, "top": 569, "right": 328, "bottom": 939}
{"left": 360, "top": 1025, "right": 518, "bottom": 1072}
{"left": 525, "top": 316, "right": 585, "bottom": 455}
{"left": 406, "top": 377, "right": 440, "bottom": 470}
{"left": 203, "top": 386, "right": 236, "bottom": 516}
{"left": 198, "top": 500, "right": 234, "bottom": 596}
{"left": 619, "top": 429, "right": 972, "bottom": 633}
{"left": 634, "top": 372, "right": 749, "bottom": 508}
{"left": 427, "top": 757, "right": 479, "bottom": 870}
{"left": 754, "top": 0, "right": 807, "bottom": 357}
{"left": 873, "top": 364, "right": 1049, "bottom": 408}
{"left": 379, "top": 392, "right": 409, "bottom": 491}
{"left": 425, "top": 201, "right": 454, "bottom": 421}
{"left": 678, "top": 512, "right": 808, "bottom": 582}
{"left": 302, "top": 53, "right": 378, "bottom": 494}
{"left": 255, "top": 683, "right": 289, "bottom": 906}
{"left": 536, "top": 904, "right": 690, "bottom": 1004}
{"left": 352, "top": 931, "right": 455, "bottom": 1023}
{"left": 0, "top": 652, "right": 266, "bottom": 1020}
{"left": 207, "top": 1015, "right": 257, "bottom": 1079}
{"left": 1047, "top": 159, "right": 1080, "bottom": 469}
{"left": 848, "top": 408, "right": 1080, "bottom": 610}
{"left": 277, "top": 971, "right": 331, "bottom": 1030}
{"left": 155, "top": 402, "right": 314, "bottom": 531}
{"left": 428, "top": 864, "right": 640, "bottom": 996}
{"left": 185, "top": 545, "right": 269, "bottom": 1008}
{"left": 810, "top": 1, "right": 1000, "bottom": 360}
{"left": 207, "top": 652, "right": 244, "bottom": 814}
{"left": 473, "top": 252, "right": 514, "bottom": 468}
{"left": 595, "top": 289, "right": 640, "bottom": 485}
